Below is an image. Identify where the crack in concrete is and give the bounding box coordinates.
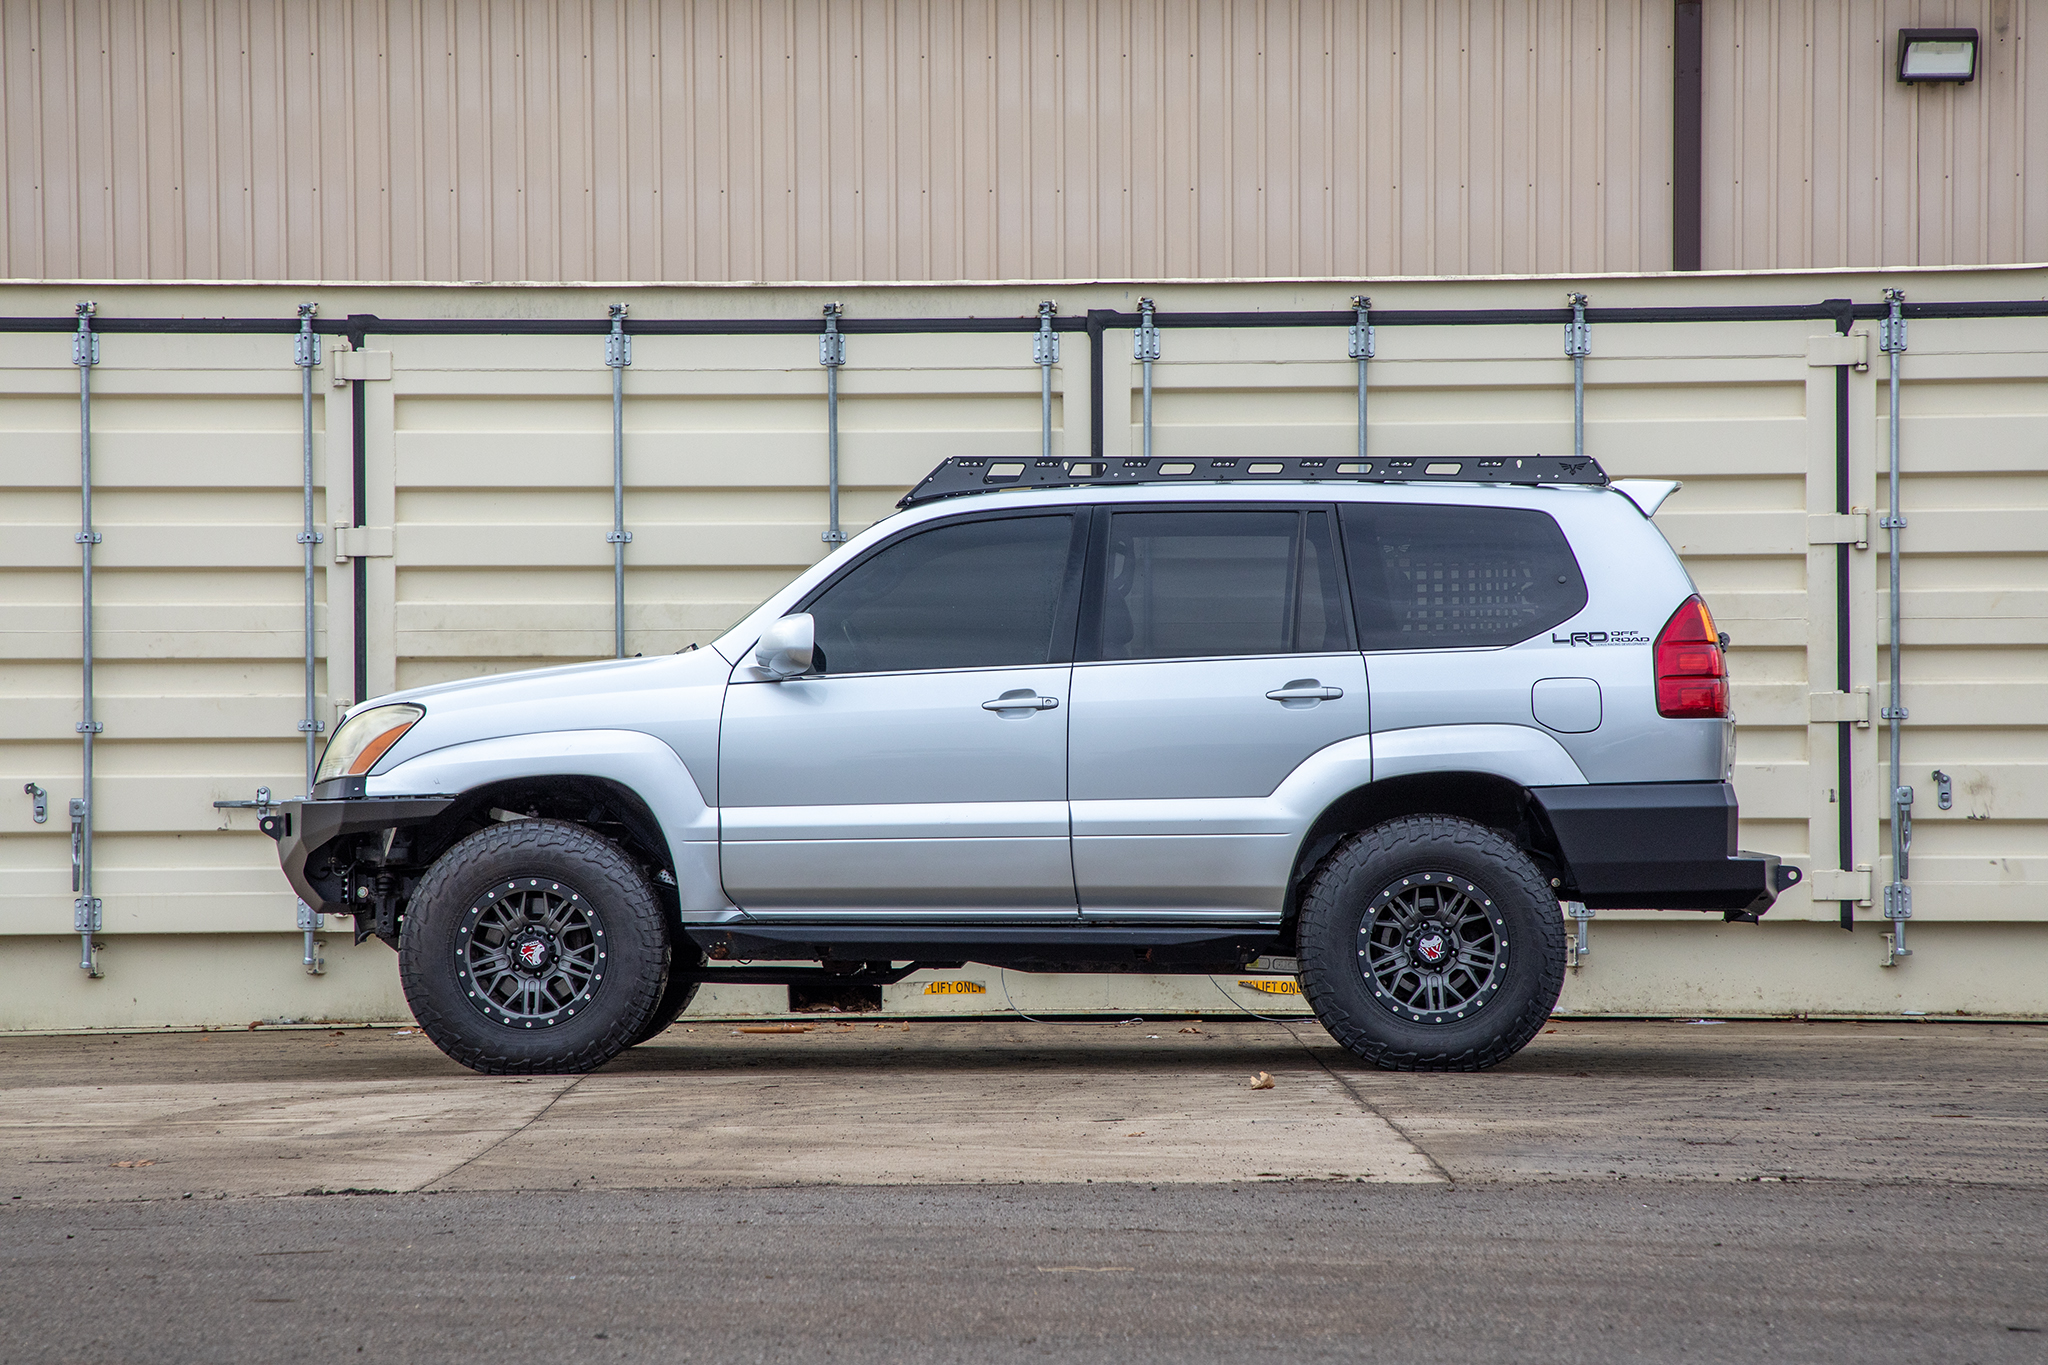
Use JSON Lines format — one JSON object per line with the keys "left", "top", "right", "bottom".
{"left": 411, "top": 1076, "right": 585, "bottom": 1193}
{"left": 1282, "top": 1021, "right": 1454, "bottom": 1185}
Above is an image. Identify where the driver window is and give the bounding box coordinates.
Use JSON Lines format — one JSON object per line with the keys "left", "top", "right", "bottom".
{"left": 802, "top": 514, "right": 1078, "bottom": 675}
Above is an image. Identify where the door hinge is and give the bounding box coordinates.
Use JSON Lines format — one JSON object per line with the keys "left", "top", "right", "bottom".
{"left": 332, "top": 349, "right": 393, "bottom": 382}
{"left": 1807, "top": 511, "right": 1870, "bottom": 549}
{"left": 1806, "top": 332, "right": 1871, "bottom": 371}
{"left": 1808, "top": 689, "right": 1872, "bottom": 727}
{"left": 330, "top": 525, "right": 395, "bottom": 562}
{"left": 1806, "top": 867, "right": 1873, "bottom": 905}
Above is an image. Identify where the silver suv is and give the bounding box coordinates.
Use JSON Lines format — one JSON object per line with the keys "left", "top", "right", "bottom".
{"left": 271, "top": 455, "right": 1792, "bottom": 1075}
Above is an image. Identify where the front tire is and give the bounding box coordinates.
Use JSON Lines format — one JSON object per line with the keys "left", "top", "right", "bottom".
{"left": 1297, "top": 815, "right": 1565, "bottom": 1072}
{"left": 400, "top": 819, "right": 669, "bottom": 1075}
{"left": 628, "top": 953, "right": 702, "bottom": 1046}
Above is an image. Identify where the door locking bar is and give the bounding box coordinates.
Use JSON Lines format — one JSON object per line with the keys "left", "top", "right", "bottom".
{"left": 1564, "top": 901, "right": 1595, "bottom": 968}
{"left": 214, "top": 786, "right": 276, "bottom": 815}
{"left": 1135, "top": 298, "right": 1160, "bottom": 460}
{"left": 820, "top": 304, "right": 847, "bottom": 546}
{"left": 71, "top": 797, "right": 101, "bottom": 946}
{"left": 1566, "top": 293, "right": 1591, "bottom": 458}
{"left": 1879, "top": 288, "right": 1914, "bottom": 969}
{"left": 74, "top": 302, "right": 103, "bottom": 978}
{"left": 1035, "top": 300, "right": 1059, "bottom": 462}
{"left": 606, "top": 303, "right": 633, "bottom": 659}
{"left": 1350, "top": 296, "right": 1374, "bottom": 462}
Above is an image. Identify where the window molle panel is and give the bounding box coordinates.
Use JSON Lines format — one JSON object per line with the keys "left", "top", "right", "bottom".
{"left": 1340, "top": 504, "right": 1588, "bottom": 650}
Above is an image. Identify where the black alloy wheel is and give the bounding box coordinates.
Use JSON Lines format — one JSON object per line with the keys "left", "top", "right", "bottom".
{"left": 1297, "top": 815, "right": 1565, "bottom": 1072}
{"left": 1358, "top": 872, "right": 1507, "bottom": 1025}
{"left": 400, "top": 819, "right": 669, "bottom": 1075}
{"left": 457, "top": 877, "right": 607, "bottom": 1029}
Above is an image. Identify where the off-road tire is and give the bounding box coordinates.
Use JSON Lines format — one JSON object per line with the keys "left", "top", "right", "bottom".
{"left": 628, "top": 952, "right": 702, "bottom": 1046}
{"left": 1297, "top": 815, "right": 1565, "bottom": 1072}
{"left": 400, "top": 819, "right": 669, "bottom": 1075}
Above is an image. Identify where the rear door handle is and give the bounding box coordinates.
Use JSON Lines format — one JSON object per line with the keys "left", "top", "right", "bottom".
{"left": 982, "top": 693, "right": 1059, "bottom": 712}
{"left": 1266, "top": 683, "right": 1344, "bottom": 702}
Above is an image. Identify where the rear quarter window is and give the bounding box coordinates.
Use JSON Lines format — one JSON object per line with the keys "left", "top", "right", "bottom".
{"left": 1339, "top": 503, "right": 1588, "bottom": 650}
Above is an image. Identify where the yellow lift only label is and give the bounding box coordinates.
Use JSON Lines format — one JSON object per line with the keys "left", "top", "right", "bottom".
{"left": 1238, "top": 979, "right": 1302, "bottom": 996}
{"left": 923, "top": 980, "right": 987, "bottom": 995}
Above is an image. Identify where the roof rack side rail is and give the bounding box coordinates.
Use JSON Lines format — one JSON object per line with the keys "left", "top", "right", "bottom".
{"left": 897, "top": 454, "right": 1609, "bottom": 508}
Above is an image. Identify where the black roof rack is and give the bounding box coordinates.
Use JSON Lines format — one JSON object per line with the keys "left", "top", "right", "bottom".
{"left": 898, "top": 453, "right": 1609, "bottom": 508}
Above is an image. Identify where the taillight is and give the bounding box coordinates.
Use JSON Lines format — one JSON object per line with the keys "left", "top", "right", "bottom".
{"left": 1655, "top": 595, "right": 1728, "bottom": 718}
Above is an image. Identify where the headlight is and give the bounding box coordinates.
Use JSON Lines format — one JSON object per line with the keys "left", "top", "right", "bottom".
{"left": 316, "top": 704, "right": 425, "bottom": 784}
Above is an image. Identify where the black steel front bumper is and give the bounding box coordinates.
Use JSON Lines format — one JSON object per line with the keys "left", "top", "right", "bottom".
{"left": 264, "top": 795, "right": 454, "bottom": 916}
{"left": 1529, "top": 781, "right": 1797, "bottom": 919}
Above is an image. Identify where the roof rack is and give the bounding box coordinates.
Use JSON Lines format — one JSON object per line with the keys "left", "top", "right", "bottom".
{"left": 898, "top": 453, "right": 1609, "bottom": 508}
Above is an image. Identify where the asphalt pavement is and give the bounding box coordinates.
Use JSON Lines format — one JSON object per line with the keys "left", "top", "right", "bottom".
{"left": 2, "top": 1017, "right": 2044, "bottom": 1363}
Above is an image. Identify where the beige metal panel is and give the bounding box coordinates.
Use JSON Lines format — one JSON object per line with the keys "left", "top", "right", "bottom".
{"left": 0, "top": 271, "right": 2043, "bottom": 1034}
{"left": 1870, "top": 310, "right": 2048, "bottom": 929}
{"left": 1704, "top": 0, "right": 2047, "bottom": 269}
{"left": 384, "top": 325, "right": 1050, "bottom": 686}
{"left": 0, "top": 328, "right": 327, "bottom": 940}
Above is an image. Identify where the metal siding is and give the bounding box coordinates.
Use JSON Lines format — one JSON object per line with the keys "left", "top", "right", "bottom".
{"left": 1703, "top": 0, "right": 2045, "bottom": 270}
{"left": 13, "top": 0, "right": 2040, "bottom": 283}
{"left": 29, "top": 0, "right": 2048, "bottom": 280}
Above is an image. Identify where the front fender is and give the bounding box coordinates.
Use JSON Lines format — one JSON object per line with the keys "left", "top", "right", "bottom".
{"left": 370, "top": 729, "right": 731, "bottom": 916}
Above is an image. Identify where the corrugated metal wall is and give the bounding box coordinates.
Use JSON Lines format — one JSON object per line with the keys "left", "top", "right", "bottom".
{"left": 1707, "top": 0, "right": 2043, "bottom": 269}
{"left": 4, "top": 0, "right": 2041, "bottom": 284}
{"left": 2, "top": 268, "right": 2045, "bottom": 1029}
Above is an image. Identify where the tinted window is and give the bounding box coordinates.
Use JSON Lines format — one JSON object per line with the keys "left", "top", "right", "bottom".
{"left": 803, "top": 514, "right": 1076, "bottom": 674}
{"left": 1093, "top": 509, "right": 1353, "bottom": 661}
{"left": 1339, "top": 503, "right": 1587, "bottom": 650}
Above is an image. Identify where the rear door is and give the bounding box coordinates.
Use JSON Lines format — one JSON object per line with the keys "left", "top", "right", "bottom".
{"left": 1068, "top": 505, "right": 1367, "bottom": 920}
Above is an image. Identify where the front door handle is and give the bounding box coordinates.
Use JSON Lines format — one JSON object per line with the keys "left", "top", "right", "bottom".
{"left": 1266, "top": 681, "right": 1344, "bottom": 702}
{"left": 982, "top": 691, "right": 1060, "bottom": 712}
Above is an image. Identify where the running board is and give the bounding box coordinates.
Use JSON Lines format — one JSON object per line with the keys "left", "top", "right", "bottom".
{"left": 675, "top": 960, "right": 963, "bottom": 987}
{"left": 683, "top": 923, "right": 1286, "bottom": 975}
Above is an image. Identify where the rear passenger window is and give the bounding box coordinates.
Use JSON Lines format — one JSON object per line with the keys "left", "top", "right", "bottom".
{"left": 1091, "top": 509, "right": 1353, "bottom": 660}
{"left": 1339, "top": 503, "right": 1587, "bottom": 650}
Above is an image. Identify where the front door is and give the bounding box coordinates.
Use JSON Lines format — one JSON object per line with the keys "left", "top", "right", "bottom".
{"left": 718, "top": 510, "right": 1086, "bottom": 918}
{"left": 1069, "top": 506, "right": 1369, "bottom": 920}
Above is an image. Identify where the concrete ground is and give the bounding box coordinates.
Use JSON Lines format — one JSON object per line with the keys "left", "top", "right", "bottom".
{"left": 2, "top": 1017, "right": 2045, "bottom": 1363}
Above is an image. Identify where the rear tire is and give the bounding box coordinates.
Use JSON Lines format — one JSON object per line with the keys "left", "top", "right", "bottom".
{"left": 1297, "top": 815, "right": 1564, "bottom": 1072}
{"left": 400, "top": 819, "right": 669, "bottom": 1075}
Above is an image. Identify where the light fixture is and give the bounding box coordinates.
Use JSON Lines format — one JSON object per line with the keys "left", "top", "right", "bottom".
{"left": 1897, "top": 28, "right": 1979, "bottom": 83}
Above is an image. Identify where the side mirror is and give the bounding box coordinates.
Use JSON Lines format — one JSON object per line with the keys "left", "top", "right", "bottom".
{"left": 754, "top": 613, "right": 815, "bottom": 679}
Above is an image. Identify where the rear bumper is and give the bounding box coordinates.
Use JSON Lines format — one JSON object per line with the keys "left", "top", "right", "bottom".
{"left": 265, "top": 795, "right": 454, "bottom": 916}
{"left": 1529, "top": 781, "right": 1796, "bottom": 918}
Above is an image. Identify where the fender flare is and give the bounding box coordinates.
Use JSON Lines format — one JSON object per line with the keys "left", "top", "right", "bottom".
{"left": 1272, "top": 724, "right": 1589, "bottom": 924}
{"left": 370, "top": 729, "right": 730, "bottom": 915}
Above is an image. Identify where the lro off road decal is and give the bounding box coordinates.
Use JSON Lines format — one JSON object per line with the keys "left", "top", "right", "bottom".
{"left": 1552, "top": 629, "right": 1652, "bottom": 646}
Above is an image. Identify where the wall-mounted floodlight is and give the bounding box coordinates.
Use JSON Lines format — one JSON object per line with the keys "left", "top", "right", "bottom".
{"left": 1897, "top": 29, "right": 1978, "bottom": 83}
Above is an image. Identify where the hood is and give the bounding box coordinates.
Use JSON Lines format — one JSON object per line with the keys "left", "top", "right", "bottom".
{"left": 372, "top": 652, "right": 681, "bottom": 710}
{"left": 358, "top": 646, "right": 733, "bottom": 788}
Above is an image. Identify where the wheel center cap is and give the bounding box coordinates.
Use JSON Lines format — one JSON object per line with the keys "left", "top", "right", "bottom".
{"left": 512, "top": 932, "right": 555, "bottom": 973}
{"left": 1412, "top": 927, "right": 1450, "bottom": 967}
